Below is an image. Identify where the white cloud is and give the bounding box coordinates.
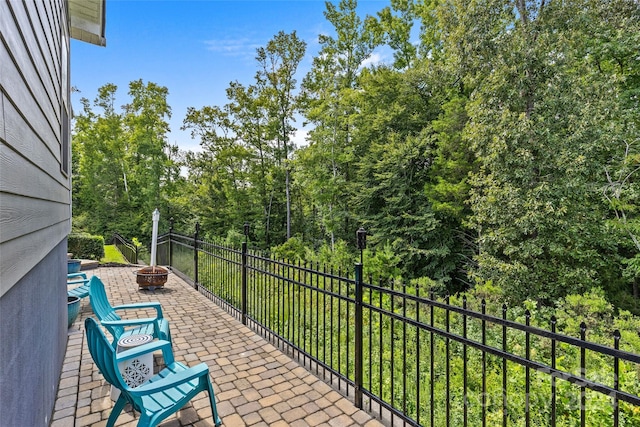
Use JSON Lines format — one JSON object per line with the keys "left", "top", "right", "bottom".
{"left": 292, "top": 128, "right": 310, "bottom": 148}
{"left": 360, "top": 52, "right": 383, "bottom": 69}
{"left": 203, "top": 38, "right": 262, "bottom": 58}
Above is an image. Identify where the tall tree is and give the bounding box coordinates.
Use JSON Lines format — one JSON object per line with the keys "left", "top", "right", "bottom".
{"left": 368, "top": 0, "right": 417, "bottom": 70}
{"left": 73, "top": 84, "right": 129, "bottom": 234}
{"left": 299, "top": 0, "right": 379, "bottom": 246}
{"left": 465, "top": 0, "right": 636, "bottom": 302}
{"left": 255, "top": 31, "right": 306, "bottom": 240}
{"left": 123, "top": 80, "right": 172, "bottom": 225}
{"left": 72, "top": 81, "right": 178, "bottom": 240}
{"left": 182, "top": 102, "right": 255, "bottom": 234}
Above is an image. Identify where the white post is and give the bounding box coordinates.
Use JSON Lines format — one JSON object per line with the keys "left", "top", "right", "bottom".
{"left": 150, "top": 208, "right": 160, "bottom": 268}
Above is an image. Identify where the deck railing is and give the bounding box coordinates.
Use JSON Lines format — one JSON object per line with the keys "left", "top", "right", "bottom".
{"left": 156, "top": 229, "right": 640, "bottom": 427}
{"left": 111, "top": 232, "right": 138, "bottom": 264}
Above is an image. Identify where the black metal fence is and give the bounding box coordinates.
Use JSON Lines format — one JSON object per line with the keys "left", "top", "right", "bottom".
{"left": 111, "top": 232, "right": 138, "bottom": 264}
{"left": 156, "top": 228, "right": 640, "bottom": 427}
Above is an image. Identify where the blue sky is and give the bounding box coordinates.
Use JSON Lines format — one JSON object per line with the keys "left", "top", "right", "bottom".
{"left": 70, "top": 0, "right": 391, "bottom": 152}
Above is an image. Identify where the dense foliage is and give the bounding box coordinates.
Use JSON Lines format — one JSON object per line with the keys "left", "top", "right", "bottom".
{"left": 169, "top": 237, "right": 640, "bottom": 426}
{"left": 67, "top": 233, "right": 105, "bottom": 260}
{"left": 72, "top": 0, "right": 640, "bottom": 313}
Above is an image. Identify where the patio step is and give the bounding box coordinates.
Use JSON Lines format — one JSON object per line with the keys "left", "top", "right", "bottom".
{"left": 80, "top": 259, "right": 99, "bottom": 270}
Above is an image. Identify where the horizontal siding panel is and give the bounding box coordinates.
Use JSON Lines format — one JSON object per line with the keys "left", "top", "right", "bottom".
{"left": 2, "top": 95, "right": 67, "bottom": 187}
{"left": 9, "top": 0, "right": 61, "bottom": 121}
{"left": 0, "top": 1, "right": 60, "bottom": 150}
{"left": 0, "top": 220, "right": 69, "bottom": 297}
{"left": 0, "top": 38, "right": 60, "bottom": 165}
{"left": 0, "top": 142, "right": 70, "bottom": 203}
{"left": 0, "top": 193, "right": 69, "bottom": 244}
{"left": 26, "top": 0, "right": 61, "bottom": 98}
{"left": 0, "top": 92, "right": 5, "bottom": 140}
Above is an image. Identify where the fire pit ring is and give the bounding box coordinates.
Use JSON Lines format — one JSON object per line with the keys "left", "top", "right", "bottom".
{"left": 135, "top": 266, "right": 168, "bottom": 289}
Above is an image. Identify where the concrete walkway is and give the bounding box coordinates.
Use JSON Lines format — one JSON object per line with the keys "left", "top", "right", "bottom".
{"left": 52, "top": 267, "right": 385, "bottom": 427}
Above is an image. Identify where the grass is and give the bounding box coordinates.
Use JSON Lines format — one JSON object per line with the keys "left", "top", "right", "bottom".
{"left": 101, "top": 245, "right": 128, "bottom": 264}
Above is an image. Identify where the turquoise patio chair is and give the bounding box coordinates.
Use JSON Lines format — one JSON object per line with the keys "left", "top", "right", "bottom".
{"left": 67, "top": 272, "right": 90, "bottom": 299}
{"left": 85, "top": 317, "right": 221, "bottom": 427}
{"left": 88, "top": 276, "right": 172, "bottom": 346}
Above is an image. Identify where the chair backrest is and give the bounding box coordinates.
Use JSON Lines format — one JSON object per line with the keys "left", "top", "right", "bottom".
{"left": 84, "top": 317, "right": 128, "bottom": 392}
{"left": 88, "top": 276, "right": 125, "bottom": 340}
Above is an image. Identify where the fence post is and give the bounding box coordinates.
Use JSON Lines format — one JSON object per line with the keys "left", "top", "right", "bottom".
{"left": 193, "top": 222, "right": 200, "bottom": 289}
{"left": 354, "top": 262, "right": 363, "bottom": 409}
{"left": 169, "top": 217, "right": 174, "bottom": 268}
{"left": 354, "top": 227, "right": 366, "bottom": 409}
{"left": 241, "top": 241, "right": 248, "bottom": 325}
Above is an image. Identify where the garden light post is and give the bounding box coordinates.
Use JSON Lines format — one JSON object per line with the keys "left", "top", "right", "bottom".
{"left": 357, "top": 227, "right": 366, "bottom": 264}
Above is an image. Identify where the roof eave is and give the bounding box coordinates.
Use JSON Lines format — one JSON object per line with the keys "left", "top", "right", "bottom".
{"left": 69, "top": 0, "right": 106, "bottom": 47}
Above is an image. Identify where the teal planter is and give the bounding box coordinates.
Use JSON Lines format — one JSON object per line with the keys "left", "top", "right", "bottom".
{"left": 68, "top": 259, "right": 81, "bottom": 274}
{"left": 67, "top": 296, "right": 81, "bottom": 328}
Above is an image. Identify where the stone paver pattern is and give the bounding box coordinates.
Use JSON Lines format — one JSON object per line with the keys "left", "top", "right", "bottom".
{"left": 52, "top": 267, "right": 385, "bottom": 427}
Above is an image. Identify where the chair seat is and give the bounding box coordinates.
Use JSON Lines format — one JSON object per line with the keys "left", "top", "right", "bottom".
{"left": 68, "top": 284, "right": 90, "bottom": 299}
{"left": 139, "top": 362, "right": 200, "bottom": 416}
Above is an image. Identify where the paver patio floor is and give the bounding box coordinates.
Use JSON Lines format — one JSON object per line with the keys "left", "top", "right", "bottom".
{"left": 52, "top": 267, "right": 384, "bottom": 427}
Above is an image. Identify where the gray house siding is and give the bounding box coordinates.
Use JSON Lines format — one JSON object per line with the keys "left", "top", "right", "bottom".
{"left": 0, "top": 0, "right": 71, "bottom": 424}
{"left": 0, "top": 0, "right": 72, "bottom": 296}
{"left": 0, "top": 240, "right": 67, "bottom": 427}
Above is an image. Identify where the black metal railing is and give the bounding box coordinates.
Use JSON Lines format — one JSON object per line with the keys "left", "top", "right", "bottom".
{"left": 111, "top": 232, "right": 138, "bottom": 264}
{"left": 156, "top": 228, "right": 640, "bottom": 427}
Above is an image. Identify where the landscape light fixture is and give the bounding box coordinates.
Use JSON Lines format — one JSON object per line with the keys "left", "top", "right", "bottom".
{"left": 356, "top": 227, "right": 366, "bottom": 264}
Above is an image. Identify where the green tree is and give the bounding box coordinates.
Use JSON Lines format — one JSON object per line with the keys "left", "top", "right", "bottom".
{"left": 368, "top": 0, "right": 417, "bottom": 70}
{"left": 299, "top": 0, "right": 379, "bottom": 246}
{"left": 466, "top": 0, "right": 635, "bottom": 303}
{"left": 255, "top": 31, "right": 307, "bottom": 240}
{"left": 182, "top": 103, "right": 254, "bottom": 234}
{"left": 72, "top": 80, "right": 179, "bottom": 241}
{"left": 73, "top": 84, "right": 129, "bottom": 235}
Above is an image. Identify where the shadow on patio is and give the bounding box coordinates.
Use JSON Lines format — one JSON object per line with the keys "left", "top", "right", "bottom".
{"left": 52, "top": 267, "right": 384, "bottom": 427}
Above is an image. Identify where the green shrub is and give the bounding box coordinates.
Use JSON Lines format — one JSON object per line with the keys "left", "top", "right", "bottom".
{"left": 68, "top": 233, "right": 105, "bottom": 260}
{"left": 271, "top": 236, "right": 308, "bottom": 263}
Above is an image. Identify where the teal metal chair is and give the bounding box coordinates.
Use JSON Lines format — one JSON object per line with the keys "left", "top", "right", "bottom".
{"left": 88, "top": 276, "right": 172, "bottom": 346}
{"left": 67, "top": 272, "right": 90, "bottom": 299}
{"left": 85, "top": 318, "right": 221, "bottom": 427}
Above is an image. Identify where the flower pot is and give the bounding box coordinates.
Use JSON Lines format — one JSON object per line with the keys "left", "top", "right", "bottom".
{"left": 67, "top": 259, "right": 81, "bottom": 274}
{"left": 67, "top": 296, "right": 81, "bottom": 328}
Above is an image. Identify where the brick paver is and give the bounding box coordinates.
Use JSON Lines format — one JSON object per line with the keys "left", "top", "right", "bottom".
{"left": 53, "top": 267, "right": 386, "bottom": 427}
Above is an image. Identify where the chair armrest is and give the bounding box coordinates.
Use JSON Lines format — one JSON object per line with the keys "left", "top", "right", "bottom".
{"left": 113, "top": 303, "right": 163, "bottom": 318}
{"left": 115, "top": 339, "right": 175, "bottom": 365}
{"left": 101, "top": 318, "right": 160, "bottom": 327}
{"left": 67, "top": 273, "right": 89, "bottom": 286}
{"left": 128, "top": 363, "right": 209, "bottom": 396}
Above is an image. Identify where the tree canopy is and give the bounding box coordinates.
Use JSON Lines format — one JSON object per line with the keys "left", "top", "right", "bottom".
{"left": 72, "top": 0, "right": 640, "bottom": 313}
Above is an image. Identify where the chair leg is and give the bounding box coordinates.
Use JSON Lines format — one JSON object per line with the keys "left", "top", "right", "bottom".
{"left": 206, "top": 377, "right": 222, "bottom": 427}
{"left": 106, "top": 395, "right": 127, "bottom": 427}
